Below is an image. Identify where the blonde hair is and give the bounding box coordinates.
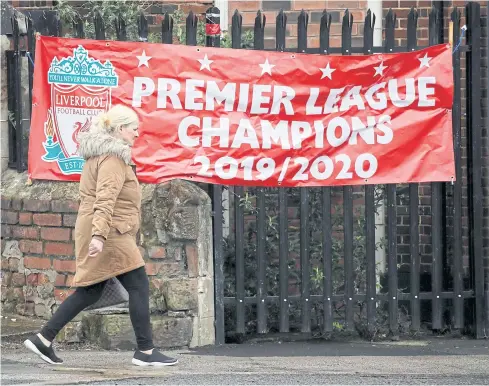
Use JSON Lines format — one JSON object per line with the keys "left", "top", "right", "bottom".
{"left": 93, "top": 104, "right": 139, "bottom": 134}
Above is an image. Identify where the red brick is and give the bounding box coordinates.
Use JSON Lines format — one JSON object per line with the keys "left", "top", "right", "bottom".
{"left": 72, "top": 229, "right": 76, "bottom": 240}
{"left": 327, "top": 0, "right": 357, "bottom": 8}
{"left": 1, "top": 210, "right": 18, "bottom": 225}
{"left": 45, "top": 242, "right": 74, "bottom": 256}
{"left": 27, "top": 273, "right": 39, "bottom": 285}
{"left": 51, "top": 200, "right": 79, "bottom": 213}
{"left": 55, "top": 274, "right": 66, "bottom": 286}
{"left": 66, "top": 274, "right": 74, "bottom": 287}
{"left": 33, "top": 214, "right": 62, "bottom": 226}
{"left": 149, "top": 246, "right": 166, "bottom": 259}
{"left": 242, "top": 10, "right": 275, "bottom": 25}
{"left": 63, "top": 214, "right": 77, "bottom": 227}
{"left": 19, "top": 240, "right": 43, "bottom": 254}
{"left": 185, "top": 244, "right": 199, "bottom": 277}
{"left": 293, "top": 0, "right": 327, "bottom": 11}
{"left": 329, "top": 36, "right": 342, "bottom": 47}
{"left": 1, "top": 197, "right": 11, "bottom": 210}
{"left": 24, "top": 256, "right": 51, "bottom": 270}
{"left": 23, "top": 199, "right": 51, "bottom": 212}
{"left": 398, "top": 0, "right": 417, "bottom": 7}
{"left": 12, "top": 226, "right": 39, "bottom": 239}
{"left": 41, "top": 227, "right": 71, "bottom": 241}
{"left": 350, "top": 10, "right": 365, "bottom": 21}
{"left": 179, "top": 3, "right": 209, "bottom": 14}
{"left": 54, "top": 288, "right": 75, "bottom": 302}
{"left": 19, "top": 212, "right": 33, "bottom": 225}
{"left": 145, "top": 262, "right": 162, "bottom": 276}
{"left": 53, "top": 259, "right": 76, "bottom": 273}
{"left": 229, "top": 0, "right": 261, "bottom": 11}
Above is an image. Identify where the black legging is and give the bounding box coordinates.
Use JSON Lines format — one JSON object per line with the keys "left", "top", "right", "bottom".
{"left": 41, "top": 266, "right": 153, "bottom": 351}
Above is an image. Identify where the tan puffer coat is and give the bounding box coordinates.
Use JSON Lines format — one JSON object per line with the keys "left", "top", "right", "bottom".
{"left": 72, "top": 129, "right": 144, "bottom": 287}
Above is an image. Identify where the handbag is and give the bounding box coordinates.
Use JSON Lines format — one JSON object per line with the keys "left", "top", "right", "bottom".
{"left": 85, "top": 277, "right": 129, "bottom": 310}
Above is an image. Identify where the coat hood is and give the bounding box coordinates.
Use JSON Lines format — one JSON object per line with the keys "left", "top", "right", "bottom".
{"left": 78, "top": 130, "right": 132, "bottom": 165}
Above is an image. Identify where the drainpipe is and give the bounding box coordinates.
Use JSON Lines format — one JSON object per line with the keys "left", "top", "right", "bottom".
{"left": 368, "top": 0, "right": 383, "bottom": 47}
{"left": 367, "top": 0, "right": 386, "bottom": 286}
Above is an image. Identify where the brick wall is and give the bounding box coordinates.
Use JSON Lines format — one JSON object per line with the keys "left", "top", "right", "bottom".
{"left": 229, "top": 0, "right": 368, "bottom": 49}
{"left": 0, "top": 195, "right": 203, "bottom": 319}
{"left": 1, "top": 197, "right": 79, "bottom": 316}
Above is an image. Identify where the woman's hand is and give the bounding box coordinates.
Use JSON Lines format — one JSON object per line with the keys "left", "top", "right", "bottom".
{"left": 88, "top": 237, "right": 104, "bottom": 257}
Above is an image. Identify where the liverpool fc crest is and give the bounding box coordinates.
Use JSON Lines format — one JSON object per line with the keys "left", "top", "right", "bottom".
{"left": 42, "top": 45, "right": 119, "bottom": 174}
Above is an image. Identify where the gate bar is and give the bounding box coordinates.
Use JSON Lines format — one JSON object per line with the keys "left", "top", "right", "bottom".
{"left": 429, "top": 6, "right": 443, "bottom": 331}
{"left": 207, "top": 7, "right": 224, "bottom": 345}
{"left": 450, "top": 7, "right": 464, "bottom": 330}
{"left": 406, "top": 7, "right": 421, "bottom": 332}
{"left": 257, "top": 188, "right": 267, "bottom": 333}
{"left": 276, "top": 9, "right": 289, "bottom": 334}
{"left": 341, "top": 10, "right": 355, "bottom": 331}
{"left": 363, "top": 9, "right": 377, "bottom": 332}
{"left": 384, "top": 10, "right": 399, "bottom": 336}
{"left": 278, "top": 189, "right": 289, "bottom": 332}
{"left": 234, "top": 186, "right": 246, "bottom": 334}
{"left": 297, "top": 10, "right": 311, "bottom": 334}
{"left": 320, "top": 10, "right": 333, "bottom": 334}
{"left": 465, "top": 2, "right": 485, "bottom": 339}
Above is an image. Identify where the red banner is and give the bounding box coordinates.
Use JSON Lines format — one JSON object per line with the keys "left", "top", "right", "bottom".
{"left": 29, "top": 35, "right": 455, "bottom": 187}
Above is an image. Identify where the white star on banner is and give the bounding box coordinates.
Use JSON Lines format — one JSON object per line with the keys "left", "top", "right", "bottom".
{"left": 418, "top": 53, "right": 432, "bottom": 68}
{"left": 198, "top": 54, "right": 214, "bottom": 71}
{"left": 374, "top": 61, "right": 387, "bottom": 77}
{"left": 136, "top": 50, "right": 152, "bottom": 67}
{"left": 320, "top": 62, "right": 335, "bottom": 80}
{"left": 259, "top": 58, "right": 275, "bottom": 76}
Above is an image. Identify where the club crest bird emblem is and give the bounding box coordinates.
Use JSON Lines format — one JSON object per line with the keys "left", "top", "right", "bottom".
{"left": 72, "top": 118, "right": 91, "bottom": 155}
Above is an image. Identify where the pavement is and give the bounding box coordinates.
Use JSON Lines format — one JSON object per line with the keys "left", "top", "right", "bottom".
{"left": 1, "top": 338, "right": 489, "bottom": 385}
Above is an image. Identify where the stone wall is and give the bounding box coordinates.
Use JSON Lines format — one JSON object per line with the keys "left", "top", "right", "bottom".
{"left": 0, "top": 171, "right": 214, "bottom": 348}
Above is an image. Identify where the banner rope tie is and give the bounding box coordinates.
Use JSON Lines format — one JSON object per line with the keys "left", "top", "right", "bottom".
{"left": 452, "top": 25, "right": 467, "bottom": 54}
{"left": 26, "top": 51, "right": 35, "bottom": 67}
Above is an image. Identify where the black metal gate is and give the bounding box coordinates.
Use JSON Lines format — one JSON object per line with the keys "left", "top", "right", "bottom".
{"left": 211, "top": 2, "right": 488, "bottom": 344}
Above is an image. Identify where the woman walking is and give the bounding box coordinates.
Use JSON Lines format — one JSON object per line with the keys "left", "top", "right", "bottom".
{"left": 24, "top": 105, "right": 178, "bottom": 367}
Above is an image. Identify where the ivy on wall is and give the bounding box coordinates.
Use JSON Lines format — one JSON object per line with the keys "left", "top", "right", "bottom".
{"left": 54, "top": 0, "right": 253, "bottom": 47}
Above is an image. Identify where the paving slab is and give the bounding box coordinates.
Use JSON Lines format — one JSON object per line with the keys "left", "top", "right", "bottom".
{"left": 1, "top": 339, "right": 488, "bottom": 385}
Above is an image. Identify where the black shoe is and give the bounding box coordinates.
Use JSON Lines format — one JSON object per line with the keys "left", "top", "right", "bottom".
{"left": 24, "top": 335, "right": 63, "bottom": 365}
{"left": 132, "top": 349, "right": 178, "bottom": 367}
